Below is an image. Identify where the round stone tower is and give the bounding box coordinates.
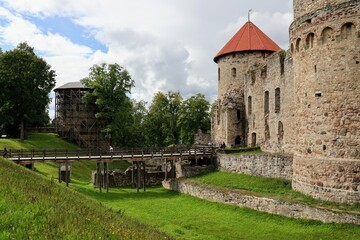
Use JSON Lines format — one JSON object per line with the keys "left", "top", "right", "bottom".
{"left": 212, "top": 21, "right": 281, "bottom": 147}
{"left": 290, "top": 0, "right": 360, "bottom": 203}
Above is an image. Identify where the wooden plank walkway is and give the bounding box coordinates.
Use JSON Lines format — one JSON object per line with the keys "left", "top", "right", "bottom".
{"left": 6, "top": 146, "right": 215, "bottom": 193}
{"left": 7, "top": 145, "right": 214, "bottom": 163}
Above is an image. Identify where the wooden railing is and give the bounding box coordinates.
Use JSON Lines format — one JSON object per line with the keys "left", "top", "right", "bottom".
{"left": 6, "top": 145, "right": 215, "bottom": 162}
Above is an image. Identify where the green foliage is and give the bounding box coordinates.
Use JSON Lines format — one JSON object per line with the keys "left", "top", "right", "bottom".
{"left": 81, "top": 63, "right": 134, "bottom": 146}
{"left": 178, "top": 93, "right": 210, "bottom": 145}
{"left": 0, "top": 42, "right": 56, "bottom": 138}
{"left": 143, "top": 91, "right": 211, "bottom": 146}
{"left": 143, "top": 91, "right": 182, "bottom": 146}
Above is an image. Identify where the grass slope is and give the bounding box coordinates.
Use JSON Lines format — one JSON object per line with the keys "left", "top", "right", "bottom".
{"left": 0, "top": 158, "right": 171, "bottom": 239}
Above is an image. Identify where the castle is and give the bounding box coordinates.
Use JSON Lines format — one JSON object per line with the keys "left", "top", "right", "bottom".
{"left": 212, "top": 0, "right": 359, "bottom": 203}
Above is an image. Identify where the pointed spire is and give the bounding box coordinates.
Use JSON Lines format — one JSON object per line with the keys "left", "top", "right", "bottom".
{"left": 214, "top": 21, "right": 281, "bottom": 63}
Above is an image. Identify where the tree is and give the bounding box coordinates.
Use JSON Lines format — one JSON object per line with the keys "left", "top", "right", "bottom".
{"left": 143, "top": 91, "right": 182, "bottom": 146}
{"left": 81, "top": 63, "right": 134, "bottom": 146}
{"left": 178, "top": 93, "right": 211, "bottom": 145}
{"left": 0, "top": 42, "right": 56, "bottom": 140}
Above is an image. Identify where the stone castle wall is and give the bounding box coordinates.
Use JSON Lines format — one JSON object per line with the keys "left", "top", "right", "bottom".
{"left": 212, "top": 0, "right": 360, "bottom": 203}
{"left": 244, "top": 51, "right": 296, "bottom": 154}
{"left": 213, "top": 51, "right": 272, "bottom": 147}
{"left": 217, "top": 153, "right": 293, "bottom": 180}
{"left": 289, "top": 0, "right": 360, "bottom": 202}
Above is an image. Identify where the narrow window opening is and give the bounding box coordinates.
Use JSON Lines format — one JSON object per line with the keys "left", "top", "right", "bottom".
{"left": 235, "top": 136, "right": 241, "bottom": 146}
{"left": 275, "top": 88, "right": 280, "bottom": 113}
{"left": 251, "top": 133, "right": 257, "bottom": 147}
{"left": 280, "top": 54, "right": 285, "bottom": 75}
{"left": 314, "top": 65, "right": 317, "bottom": 72}
{"left": 248, "top": 96, "right": 252, "bottom": 115}
{"left": 231, "top": 68, "right": 236, "bottom": 78}
{"left": 236, "top": 110, "right": 241, "bottom": 121}
{"left": 305, "top": 33, "right": 315, "bottom": 49}
{"left": 296, "top": 38, "right": 301, "bottom": 52}
{"left": 315, "top": 92, "right": 322, "bottom": 97}
{"left": 251, "top": 71, "right": 256, "bottom": 84}
{"left": 218, "top": 68, "right": 220, "bottom": 82}
{"left": 278, "top": 121, "right": 284, "bottom": 143}
{"left": 264, "top": 91, "right": 269, "bottom": 115}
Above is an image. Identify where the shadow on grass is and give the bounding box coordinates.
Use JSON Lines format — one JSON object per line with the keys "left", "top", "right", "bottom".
{"left": 71, "top": 183, "right": 180, "bottom": 202}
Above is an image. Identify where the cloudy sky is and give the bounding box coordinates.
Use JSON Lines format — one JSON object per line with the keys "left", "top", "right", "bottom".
{"left": 0, "top": 0, "right": 293, "bottom": 118}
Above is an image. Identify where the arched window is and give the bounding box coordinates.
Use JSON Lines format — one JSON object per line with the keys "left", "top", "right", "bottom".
{"left": 341, "top": 22, "right": 355, "bottom": 40}
{"left": 251, "top": 133, "right": 257, "bottom": 147}
{"left": 231, "top": 68, "right": 236, "bottom": 78}
{"left": 321, "top": 27, "right": 334, "bottom": 44}
{"left": 305, "top": 33, "right": 315, "bottom": 49}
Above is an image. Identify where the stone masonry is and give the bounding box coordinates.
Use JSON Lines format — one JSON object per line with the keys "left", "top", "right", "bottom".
{"left": 212, "top": 0, "right": 360, "bottom": 203}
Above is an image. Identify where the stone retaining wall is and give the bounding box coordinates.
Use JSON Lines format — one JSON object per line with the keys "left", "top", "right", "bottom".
{"left": 217, "top": 153, "right": 293, "bottom": 180}
{"left": 163, "top": 179, "right": 360, "bottom": 225}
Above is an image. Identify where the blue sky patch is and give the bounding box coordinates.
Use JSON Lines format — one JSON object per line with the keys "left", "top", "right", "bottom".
{"left": 27, "top": 15, "right": 108, "bottom": 53}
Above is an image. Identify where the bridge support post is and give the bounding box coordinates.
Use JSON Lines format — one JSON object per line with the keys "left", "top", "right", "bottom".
{"left": 142, "top": 161, "right": 146, "bottom": 192}
{"left": 170, "top": 160, "right": 175, "bottom": 179}
{"left": 131, "top": 161, "right": 135, "bottom": 188}
{"left": 96, "top": 162, "right": 102, "bottom": 193}
{"left": 65, "top": 161, "right": 69, "bottom": 187}
{"left": 105, "top": 162, "right": 109, "bottom": 193}
{"left": 136, "top": 161, "right": 140, "bottom": 192}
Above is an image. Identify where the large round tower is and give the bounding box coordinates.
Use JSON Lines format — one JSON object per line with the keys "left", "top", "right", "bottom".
{"left": 290, "top": 0, "right": 360, "bottom": 203}
{"left": 213, "top": 21, "right": 281, "bottom": 147}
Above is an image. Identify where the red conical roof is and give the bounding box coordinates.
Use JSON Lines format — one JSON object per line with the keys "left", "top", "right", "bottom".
{"left": 214, "top": 21, "right": 281, "bottom": 62}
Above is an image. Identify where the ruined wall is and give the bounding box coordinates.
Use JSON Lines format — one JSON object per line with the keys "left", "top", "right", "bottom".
{"left": 290, "top": 0, "right": 360, "bottom": 202}
{"left": 244, "top": 51, "right": 295, "bottom": 153}
{"left": 214, "top": 51, "right": 272, "bottom": 147}
{"left": 163, "top": 179, "right": 360, "bottom": 224}
{"left": 217, "top": 153, "right": 293, "bottom": 180}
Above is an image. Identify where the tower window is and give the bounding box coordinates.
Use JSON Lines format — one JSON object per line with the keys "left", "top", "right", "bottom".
{"left": 341, "top": 22, "right": 355, "bottom": 40}
{"left": 264, "top": 91, "right": 269, "bottom": 115}
{"left": 296, "top": 38, "right": 301, "bottom": 52}
{"left": 305, "top": 33, "right": 315, "bottom": 49}
{"left": 248, "top": 96, "right": 252, "bottom": 115}
{"left": 275, "top": 88, "right": 280, "bottom": 113}
{"left": 218, "top": 68, "right": 220, "bottom": 82}
{"left": 231, "top": 68, "right": 236, "bottom": 78}
{"left": 278, "top": 121, "right": 284, "bottom": 143}
{"left": 237, "top": 110, "right": 241, "bottom": 121}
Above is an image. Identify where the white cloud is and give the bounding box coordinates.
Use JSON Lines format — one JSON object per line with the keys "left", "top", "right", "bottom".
{"left": 0, "top": 0, "right": 294, "bottom": 113}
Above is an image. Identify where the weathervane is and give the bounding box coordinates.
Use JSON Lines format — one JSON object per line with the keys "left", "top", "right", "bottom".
{"left": 248, "top": 9, "right": 252, "bottom": 22}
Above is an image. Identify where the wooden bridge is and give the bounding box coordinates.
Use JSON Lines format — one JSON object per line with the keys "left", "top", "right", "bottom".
{"left": 7, "top": 145, "right": 215, "bottom": 192}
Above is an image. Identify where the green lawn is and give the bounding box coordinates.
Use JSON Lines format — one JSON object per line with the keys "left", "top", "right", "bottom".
{"left": 70, "top": 183, "right": 360, "bottom": 240}
{"left": 2, "top": 133, "right": 360, "bottom": 240}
